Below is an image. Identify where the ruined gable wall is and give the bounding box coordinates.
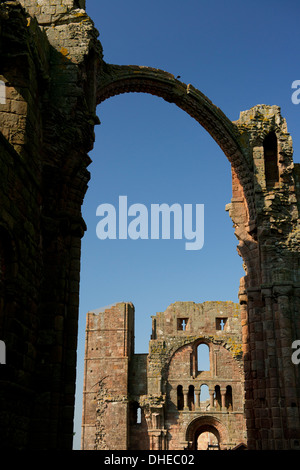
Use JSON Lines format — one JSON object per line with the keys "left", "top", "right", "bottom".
{"left": 148, "top": 301, "right": 246, "bottom": 449}
{"left": 148, "top": 301, "right": 243, "bottom": 395}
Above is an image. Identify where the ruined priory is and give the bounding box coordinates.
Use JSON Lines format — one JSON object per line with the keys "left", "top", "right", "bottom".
{"left": 0, "top": 0, "right": 299, "bottom": 450}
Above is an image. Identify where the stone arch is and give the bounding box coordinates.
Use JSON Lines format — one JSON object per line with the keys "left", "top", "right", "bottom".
{"left": 185, "top": 415, "right": 229, "bottom": 450}
{"left": 97, "top": 64, "right": 255, "bottom": 223}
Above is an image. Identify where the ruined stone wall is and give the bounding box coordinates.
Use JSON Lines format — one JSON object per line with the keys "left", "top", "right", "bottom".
{"left": 165, "top": 342, "right": 245, "bottom": 449}
{"left": 81, "top": 303, "right": 135, "bottom": 450}
{"left": 81, "top": 301, "right": 246, "bottom": 450}
{"left": 0, "top": 132, "right": 43, "bottom": 449}
{"left": 128, "top": 354, "right": 149, "bottom": 449}
{"left": 0, "top": 3, "right": 49, "bottom": 449}
{"left": 0, "top": 0, "right": 100, "bottom": 449}
{"left": 148, "top": 301, "right": 246, "bottom": 450}
{"left": 0, "top": 0, "right": 299, "bottom": 451}
{"left": 232, "top": 106, "right": 300, "bottom": 449}
{"left": 19, "top": 0, "right": 86, "bottom": 24}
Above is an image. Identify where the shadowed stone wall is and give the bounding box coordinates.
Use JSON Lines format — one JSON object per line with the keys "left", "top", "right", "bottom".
{"left": 0, "top": 0, "right": 299, "bottom": 450}
{"left": 0, "top": 0, "right": 99, "bottom": 449}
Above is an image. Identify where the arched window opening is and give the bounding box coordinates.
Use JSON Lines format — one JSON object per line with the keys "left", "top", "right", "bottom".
{"left": 200, "top": 384, "right": 210, "bottom": 410}
{"left": 197, "top": 343, "right": 210, "bottom": 372}
{"left": 177, "top": 385, "right": 184, "bottom": 410}
{"left": 263, "top": 131, "right": 279, "bottom": 188}
{"left": 188, "top": 385, "right": 195, "bottom": 411}
{"left": 129, "top": 401, "right": 142, "bottom": 425}
{"left": 225, "top": 385, "right": 233, "bottom": 410}
{"left": 214, "top": 385, "right": 221, "bottom": 410}
{"left": 136, "top": 406, "right": 142, "bottom": 424}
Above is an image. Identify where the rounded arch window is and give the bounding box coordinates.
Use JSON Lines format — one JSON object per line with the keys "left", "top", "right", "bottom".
{"left": 200, "top": 384, "right": 210, "bottom": 409}
{"left": 225, "top": 385, "right": 233, "bottom": 410}
{"left": 129, "top": 401, "right": 142, "bottom": 425}
{"left": 214, "top": 385, "right": 221, "bottom": 409}
{"left": 177, "top": 385, "right": 184, "bottom": 410}
{"left": 197, "top": 343, "right": 210, "bottom": 372}
{"left": 188, "top": 385, "right": 195, "bottom": 411}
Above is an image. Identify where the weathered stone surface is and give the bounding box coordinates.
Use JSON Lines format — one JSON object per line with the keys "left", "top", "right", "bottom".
{"left": 81, "top": 301, "right": 246, "bottom": 450}
{"left": 0, "top": 0, "right": 299, "bottom": 450}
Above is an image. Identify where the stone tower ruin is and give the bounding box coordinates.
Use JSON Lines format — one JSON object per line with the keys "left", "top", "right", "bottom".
{"left": 81, "top": 301, "right": 246, "bottom": 450}
{"left": 0, "top": 0, "right": 299, "bottom": 450}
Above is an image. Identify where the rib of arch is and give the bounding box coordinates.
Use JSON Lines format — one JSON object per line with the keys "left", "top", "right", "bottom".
{"left": 97, "top": 63, "right": 255, "bottom": 222}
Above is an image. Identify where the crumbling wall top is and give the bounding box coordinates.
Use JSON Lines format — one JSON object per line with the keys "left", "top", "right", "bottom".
{"left": 151, "top": 301, "right": 241, "bottom": 339}
{"left": 18, "top": 0, "right": 86, "bottom": 24}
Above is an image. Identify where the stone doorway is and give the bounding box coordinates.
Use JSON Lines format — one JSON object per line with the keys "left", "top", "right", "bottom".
{"left": 185, "top": 416, "right": 228, "bottom": 450}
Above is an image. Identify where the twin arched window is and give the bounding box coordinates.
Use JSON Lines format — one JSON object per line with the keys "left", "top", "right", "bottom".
{"left": 176, "top": 384, "right": 233, "bottom": 411}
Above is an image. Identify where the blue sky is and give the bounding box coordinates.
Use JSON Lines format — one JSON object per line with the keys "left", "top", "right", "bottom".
{"left": 73, "top": 0, "right": 300, "bottom": 448}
